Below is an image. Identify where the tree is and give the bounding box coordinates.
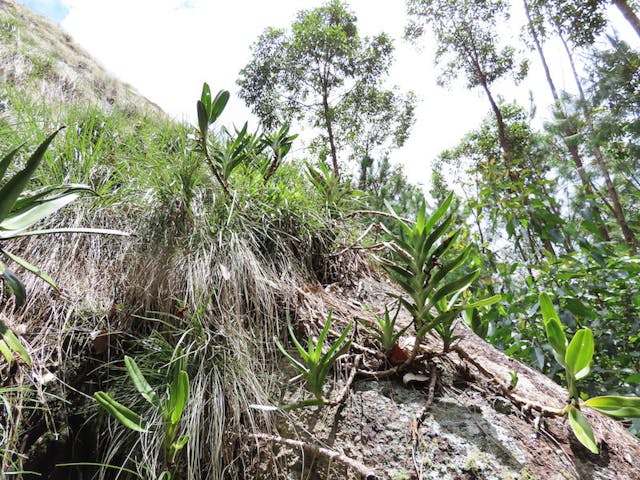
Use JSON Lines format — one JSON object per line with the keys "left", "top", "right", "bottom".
{"left": 522, "top": 0, "right": 611, "bottom": 241}
{"left": 406, "top": 0, "right": 569, "bottom": 257}
{"left": 237, "top": 0, "right": 414, "bottom": 178}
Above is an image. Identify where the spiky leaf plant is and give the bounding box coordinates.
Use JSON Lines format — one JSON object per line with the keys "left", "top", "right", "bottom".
{"left": 381, "top": 193, "right": 499, "bottom": 352}
{"left": 275, "top": 312, "right": 351, "bottom": 404}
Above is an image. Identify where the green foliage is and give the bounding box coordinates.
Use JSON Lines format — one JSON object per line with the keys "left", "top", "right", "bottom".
{"left": 407, "top": 0, "right": 528, "bottom": 89}
{"left": 0, "top": 317, "right": 30, "bottom": 366}
{"left": 366, "top": 304, "right": 409, "bottom": 354}
{"left": 94, "top": 353, "right": 190, "bottom": 471}
{"left": 539, "top": 293, "right": 640, "bottom": 453}
{"left": 381, "top": 193, "right": 499, "bottom": 351}
{"left": 305, "top": 161, "right": 363, "bottom": 215}
{"left": 237, "top": 0, "right": 414, "bottom": 177}
{"left": 0, "top": 129, "right": 127, "bottom": 305}
{"left": 275, "top": 312, "right": 351, "bottom": 403}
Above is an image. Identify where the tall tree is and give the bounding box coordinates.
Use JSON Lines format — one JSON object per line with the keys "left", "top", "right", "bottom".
{"left": 611, "top": 0, "right": 640, "bottom": 39}
{"left": 406, "top": 0, "right": 564, "bottom": 257}
{"left": 237, "top": 0, "right": 414, "bottom": 178}
{"left": 523, "top": 0, "right": 611, "bottom": 241}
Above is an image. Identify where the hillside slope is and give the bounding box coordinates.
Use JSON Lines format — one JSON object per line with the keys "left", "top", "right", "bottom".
{"left": 0, "top": 2, "right": 639, "bottom": 480}
{"left": 0, "top": 0, "right": 161, "bottom": 116}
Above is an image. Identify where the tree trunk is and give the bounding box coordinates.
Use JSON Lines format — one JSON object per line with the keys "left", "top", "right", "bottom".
{"left": 612, "top": 0, "right": 640, "bottom": 39}
{"left": 478, "top": 76, "right": 557, "bottom": 257}
{"left": 523, "top": 0, "right": 611, "bottom": 242}
{"left": 322, "top": 88, "right": 340, "bottom": 178}
{"left": 558, "top": 28, "right": 639, "bottom": 253}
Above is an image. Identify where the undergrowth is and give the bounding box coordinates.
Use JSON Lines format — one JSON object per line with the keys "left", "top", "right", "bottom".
{"left": 0, "top": 83, "right": 363, "bottom": 478}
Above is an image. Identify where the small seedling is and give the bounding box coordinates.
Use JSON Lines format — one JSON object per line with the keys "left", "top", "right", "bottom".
{"left": 275, "top": 311, "right": 351, "bottom": 404}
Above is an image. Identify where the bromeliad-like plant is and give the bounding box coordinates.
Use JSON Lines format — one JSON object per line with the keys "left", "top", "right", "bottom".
{"left": 94, "top": 355, "right": 190, "bottom": 474}
{"left": 0, "top": 128, "right": 128, "bottom": 306}
{"left": 365, "top": 304, "right": 409, "bottom": 355}
{"left": 260, "top": 124, "right": 298, "bottom": 183}
{"left": 539, "top": 292, "right": 640, "bottom": 453}
{"left": 275, "top": 312, "right": 351, "bottom": 406}
{"left": 381, "top": 193, "right": 499, "bottom": 354}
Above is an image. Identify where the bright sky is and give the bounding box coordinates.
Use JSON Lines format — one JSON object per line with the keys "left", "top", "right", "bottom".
{"left": 18, "top": 0, "right": 639, "bottom": 189}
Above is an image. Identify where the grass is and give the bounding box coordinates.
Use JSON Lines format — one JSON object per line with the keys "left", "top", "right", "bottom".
{"left": 0, "top": 74, "right": 356, "bottom": 478}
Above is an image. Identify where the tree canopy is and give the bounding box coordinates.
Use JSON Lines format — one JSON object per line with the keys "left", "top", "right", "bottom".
{"left": 237, "top": 0, "right": 415, "bottom": 178}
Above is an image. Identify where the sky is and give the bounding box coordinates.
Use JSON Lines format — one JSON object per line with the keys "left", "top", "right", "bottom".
{"left": 18, "top": 0, "right": 639, "bottom": 190}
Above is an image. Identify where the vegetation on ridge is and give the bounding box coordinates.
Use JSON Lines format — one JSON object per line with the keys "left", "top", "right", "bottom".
{"left": 1, "top": 0, "right": 640, "bottom": 478}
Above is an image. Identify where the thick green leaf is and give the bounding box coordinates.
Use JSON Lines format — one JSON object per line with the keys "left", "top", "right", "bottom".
{"left": 0, "top": 339, "right": 15, "bottom": 364}
{"left": 10, "top": 184, "right": 93, "bottom": 216}
{"left": 0, "top": 318, "right": 31, "bottom": 365}
{"left": 124, "top": 356, "right": 160, "bottom": 407}
{"left": 200, "top": 82, "right": 212, "bottom": 118}
{"left": 0, "top": 144, "right": 24, "bottom": 182}
{"left": 465, "top": 295, "right": 501, "bottom": 309}
{"left": 1, "top": 265, "right": 27, "bottom": 306}
{"left": 196, "top": 101, "right": 209, "bottom": 141}
{"left": 565, "top": 328, "right": 594, "bottom": 379}
{"left": 584, "top": 396, "right": 640, "bottom": 418}
{"left": 0, "top": 193, "right": 78, "bottom": 232}
{"left": 568, "top": 407, "right": 598, "bottom": 453}
{"left": 0, "top": 129, "right": 62, "bottom": 223}
{"left": 624, "top": 373, "right": 640, "bottom": 383}
{"left": 172, "top": 434, "right": 189, "bottom": 452}
{"left": 94, "top": 391, "right": 146, "bottom": 432}
{"left": 539, "top": 293, "right": 567, "bottom": 361}
{"left": 2, "top": 249, "right": 59, "bottom": 290}
{"left": 169, "top": 370, "right": 189, "bottom": 424}
{"left": 431, "top": 269, "right": 480, "bottom": 306}
{"left": 425, "top": 192, "right": 453, "bottom": 232}
{"left": 274, "top": 337, "right": 307, "bottom": 373}
{"left": 210, "top": 90, "right": 230, "bottom": 124}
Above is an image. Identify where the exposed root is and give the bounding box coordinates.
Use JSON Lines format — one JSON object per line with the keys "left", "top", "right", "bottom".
{"left": 451, "top": 346, "right": 564, "bottom": 417}
{"left": 249, "top": 432, "right": 380, "bottom": 480}
{"left": 324, "top": 354, "right": 361, "bottom": 407}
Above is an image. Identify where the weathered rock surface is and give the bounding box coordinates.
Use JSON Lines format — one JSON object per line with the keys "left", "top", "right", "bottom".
{"left": 267, "top": 280, "right": 640, "bottom": 480}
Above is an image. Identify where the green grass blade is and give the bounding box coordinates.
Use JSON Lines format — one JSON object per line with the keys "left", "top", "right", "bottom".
{"left": 2, "top": 249, "right": 59, "bottom": 291}
{"left": 124, "top": 356, "right": 160, "bottom": 407}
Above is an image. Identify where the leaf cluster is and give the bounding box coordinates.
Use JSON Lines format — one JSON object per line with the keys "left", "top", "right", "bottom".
{"left": 539, "top": 293, "right": 640, "bottom": 453}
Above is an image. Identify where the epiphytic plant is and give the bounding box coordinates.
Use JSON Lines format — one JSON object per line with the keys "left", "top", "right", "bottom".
{"left": 539, "top": 292, "right": 640, "bottom": 453}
